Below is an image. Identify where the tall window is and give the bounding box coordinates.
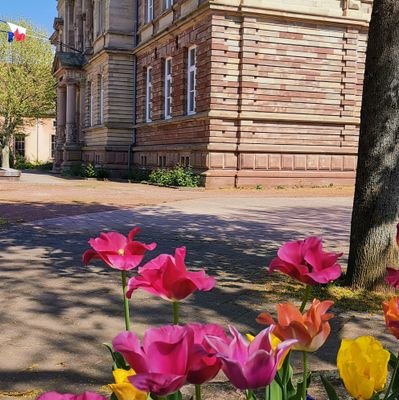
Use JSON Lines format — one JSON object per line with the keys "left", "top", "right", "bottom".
{"left": 187, "top": 46, "right": 197, "bottom": 115}
{"left": 164, "top": 58, "right": 172, "bottom": 119}
{"left": 165, "top": 0, "right": 173, "bottom": 9}
{"left": 51, "top": 134, "right": 56, "bottom": 158}
{"left": 146, "top": 0, "right": 154, "bottom": 23}
{"left": 88, "top": 81, "right": 93, "bottom": 127}
{"left": 98, "top": 75, "right": 104, "bottom": 124}
{"left": 145, "top": 67, "right": 153, "bottom": 122}
{"left": 14, "top": 135, "right": 25, "bottom": 157}
{"left": 96, "top": 0, "right": 105, "bottom": 36}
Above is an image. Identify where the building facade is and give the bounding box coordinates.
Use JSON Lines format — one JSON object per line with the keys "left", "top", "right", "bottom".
{"left": 52, "top": 0, "right": 372, "bottom": 187}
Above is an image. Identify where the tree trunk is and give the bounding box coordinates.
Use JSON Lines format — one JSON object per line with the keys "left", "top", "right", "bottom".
{"left": 346, "top": 0, "right": 399, "bottom": 289}
{"left": 1, "top": 143, "right": 10, "bottom": 169}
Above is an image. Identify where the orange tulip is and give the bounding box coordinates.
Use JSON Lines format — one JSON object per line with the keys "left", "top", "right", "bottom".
{"left": 257, "top": 299, "right": 334, "bottom": 352}
{"left": 383, "top": 296, "right": 399, "bottom": 339}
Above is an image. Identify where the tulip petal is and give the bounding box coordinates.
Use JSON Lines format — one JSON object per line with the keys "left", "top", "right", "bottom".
{"left": 128, "top": 373, "right": 186, "bottom": 396}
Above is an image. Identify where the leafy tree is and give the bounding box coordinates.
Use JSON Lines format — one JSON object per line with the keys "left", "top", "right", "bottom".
{"left": 346, "top": 0, "right": 399, "bottom": 289}
{"left": 0, "top": 20, "right": 55, "bottom": 168}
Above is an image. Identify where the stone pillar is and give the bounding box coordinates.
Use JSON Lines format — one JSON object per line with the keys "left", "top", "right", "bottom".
{"left": 53, "top": 86, "right": 66, "bottom": 172}
{"left": 63, "top": 82, "right": 82, "bottom": 170}
{"left": 65, "top": 83, "right": 77, "bottom": 143}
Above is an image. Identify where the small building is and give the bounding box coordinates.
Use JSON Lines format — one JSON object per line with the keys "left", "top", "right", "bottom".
{"left": 12, "top": 118, "right": 56, "bottom": 164}
{"left": 52, "top": 0, "right": 372, "bottom": 187}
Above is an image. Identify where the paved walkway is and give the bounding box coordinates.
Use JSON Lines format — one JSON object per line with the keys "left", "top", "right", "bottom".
{"left": 0, "top": 191, "right": 396, "bottom": 397}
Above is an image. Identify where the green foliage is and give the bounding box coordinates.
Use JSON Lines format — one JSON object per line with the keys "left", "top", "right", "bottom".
{"left": 83, "top": 162, "right": 97, "bottom": 178}
{"left": 148, "top": 165, "right": 201, "bottom": 187}
{"left": 12, "top": 154, "right": 53, "bottom": 170}
{"left": 0, "top": 20, "right": 55, "bottom": 167}
{"left": 127, "top": 167, "right": 150, "bottom": 182}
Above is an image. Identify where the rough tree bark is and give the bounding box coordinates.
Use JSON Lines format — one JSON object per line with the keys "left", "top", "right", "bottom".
{"left": 346, "top": 0, "right": 399, "bottom": 289}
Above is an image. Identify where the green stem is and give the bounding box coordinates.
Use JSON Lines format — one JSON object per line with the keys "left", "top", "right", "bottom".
{"left": 172, "top": 301, "right": 180, "bottom": 325}
{"left": 302, "top": 351, "right": 308, "bottom": 400}
{"left": 121, "top": 270, "right": 131, "bottom": 331}
{"left": 245, "top": 390, "right": 256, "bottom": 400}
{"left": 299, "top": 285, "right": 311, "bottom": 313}
{"left": 195, "top": 384, "right": 202, "bottom": 400}
{"left": 265, "top": 385, "right": 270, "bottom": 400}
{"left": 384, "top": 353, "right": 399, "bottom": 399}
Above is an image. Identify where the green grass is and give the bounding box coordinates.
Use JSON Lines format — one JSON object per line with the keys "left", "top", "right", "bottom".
{"left": 261, "top": 273, "right": 391, "bottom": 313}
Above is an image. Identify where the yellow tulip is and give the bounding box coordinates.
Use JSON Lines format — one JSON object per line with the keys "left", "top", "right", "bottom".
{"left": 108, "top": 368, "right": 147, "bottom": 400}
{"left": 337, "top": 336, "right": 390, "bottom": 400}
{"left": 246, "top": 332, "right": 287, "bottom": 369}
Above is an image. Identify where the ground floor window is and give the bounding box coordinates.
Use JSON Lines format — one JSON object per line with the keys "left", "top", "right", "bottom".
{"left": 51, "top": 134, "right": 56, "bottom": 158}
{"left": 14, "top": 135, "right": 25, "bottom": 157}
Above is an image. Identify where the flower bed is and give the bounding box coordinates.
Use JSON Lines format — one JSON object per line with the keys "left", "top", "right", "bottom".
{"left": 36, "top": 229, "right": 399, "bottom": 400}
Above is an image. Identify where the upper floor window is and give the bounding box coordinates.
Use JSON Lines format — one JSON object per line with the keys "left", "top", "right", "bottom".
{"left": 187, "top": 46, "right": 197, "bottom": 115}
{"left": 98, "top": 75, "right": 104, "bottom": 124}
{"left": 164, "top": 58, "right": 172, "bottom": 119}
{"left": 96, "top": 0, "right": 105, "bottom": 37}
{"left": 146, "top": 0, "right": 154, "bottom": 23}
{"left": 165, "top": 0, "right": 173, "bottom": 9}
{"left": 146, "top": 67, "right": 153, "bottom": 122}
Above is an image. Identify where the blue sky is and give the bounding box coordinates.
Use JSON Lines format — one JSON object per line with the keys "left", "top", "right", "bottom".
{"left": 0, "top": 0, "right": 56, "bottom": 35}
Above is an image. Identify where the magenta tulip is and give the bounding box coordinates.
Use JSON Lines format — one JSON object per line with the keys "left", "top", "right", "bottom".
{"left": 83, "top": 227, "right": 156, "bottom": 271}
{"left": 185, "top": 323, "right": 228, "bottom": 384}
{"left": 206, "top": 325, "right": 297, "bottom": 390}
{"left": 269, "top": 236, "right": 342, "bottom": 285}
{"left": 37, "top": 392, "right": 106, "bottom": 400}
{"left": 126, "top": 247, "right": 215, "bottom": 300}
{"left": 385, "top": 267, "right": 399, "bottom": 289}
{"left": 112, "top": 325, "right": 193, "bottom": 396}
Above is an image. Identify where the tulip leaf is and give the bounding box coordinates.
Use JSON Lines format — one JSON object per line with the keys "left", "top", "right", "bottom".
{"left": 110, "top": 394, "right": 118, "bottom": 400}
{"left": 166, "top": 391, "right": 182, "bottom": 400}
{"left": 388, "top": 351, "right": 399, "bottom": 395}
{"left": 103, "top": 342, "right": 129, "bottom": 370}
{"left": 267, "top": 380, "right": 283, "bottom": 400}
{"left": 320, "top": 375, "right": 339, "bottom": 400}
{"left": 387, "top": 388, "right": 399, "bottom": 400}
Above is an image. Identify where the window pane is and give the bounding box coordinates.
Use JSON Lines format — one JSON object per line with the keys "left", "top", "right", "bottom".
{"left": 190, "top": 48, "right": 196, "bottom": 66}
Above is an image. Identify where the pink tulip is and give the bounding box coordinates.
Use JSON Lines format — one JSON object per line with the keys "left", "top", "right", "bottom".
{"left": 83, "top": 227, "right": 156, "bottom": 271}
{"left": 126, "top": 247, "right": 215, "bottom": 300}
{"left": 385, "top": 267, "right": 399, "bottom": 289}
{"left": 186, "top": 323, "right": 228, "bottom": 384}
{"left": 112, "top": 325, "right": 193, "bottom": 396}
{"left": 206, "top": 325, "right": 297, "bottom": 390}
{"left": 37, "top": 392, "right": 106, "bottom": 400}
{"left": 269, "top": 236, "right": 342, "bottom": 285}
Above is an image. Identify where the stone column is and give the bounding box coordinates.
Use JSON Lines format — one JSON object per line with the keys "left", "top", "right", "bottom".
{"left": 65, "top": 83, "right": 77, "bottom": 143}
{"left": 53, "top": 86, "right": 66, "bottom": 172}
{"left": 63, "top": 82, "right": 82, "bottom": 170}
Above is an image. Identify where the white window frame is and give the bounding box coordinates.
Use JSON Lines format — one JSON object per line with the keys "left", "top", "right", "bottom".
{"left": 164, "top": 57, "right": 172, "bottom": 119}
{"left": 146, "top": 0, "right": 154, "bottom": 23}
{"left": 165, "top": 0, "right": 173, "bottom": 9}
{"left": 145, "top": 66, "right": 153, "bottom": 123}
{"left": 99, "top": 75, "right": 104, "bottom": 124}
{"left": 187, "top": 45, "right": 197, "bottom": 115}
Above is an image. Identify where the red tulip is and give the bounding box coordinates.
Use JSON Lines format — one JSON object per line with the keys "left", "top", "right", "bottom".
{"left": 186, "top": 323, "right": 228, "bottom": 384}
{"left": 83, "top": 227, "right": 156, "bottom": 271}
{"left": 257, "top": 299, "right": 334, "bottom": 352}
{"left": 126, "top": 247, "right": 215, "bottom": 301}
{"left": 383, "top": 296, "right": 399, "bottom": 339}
{"left": 113, "top": 325, "right": 192, "bottom": 396}
{"left": 206, "top": 325, "right": 296, "bottom": 390}
{"left": 385, "top": 268, "right": 399, "bottom": 289}
{"left": 37, "top": 392, "right": 106, "bottom": 400}
{"left": 269, "top": 236, "right": 342, "bottom": 285}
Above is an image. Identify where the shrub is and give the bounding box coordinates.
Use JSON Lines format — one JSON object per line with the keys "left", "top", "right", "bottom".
{"left": 149, "top": 165, "right": 201, "bottom": 187}
{"left": 127, "top": 167, "right": 151, "bottom": 182}
{"left": 83, "top": 162, "right": 97, "bottom": 178}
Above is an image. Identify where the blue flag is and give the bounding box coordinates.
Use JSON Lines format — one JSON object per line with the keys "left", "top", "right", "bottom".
{"left": 7, "top": 31, "right": 14, "bottom": 43}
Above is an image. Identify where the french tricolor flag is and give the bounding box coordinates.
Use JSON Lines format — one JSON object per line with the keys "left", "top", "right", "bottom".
{"left": 7, "top": 22, "right": 26, "bottom": 42}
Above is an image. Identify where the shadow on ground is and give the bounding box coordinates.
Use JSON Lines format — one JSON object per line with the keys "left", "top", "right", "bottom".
{"left": 2, "top": 198, "right": 386, "bottom": 393}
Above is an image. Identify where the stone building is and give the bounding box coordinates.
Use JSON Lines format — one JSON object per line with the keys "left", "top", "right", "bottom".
{"left": 52, "top": 0, "right": 372, "bottom": 187}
